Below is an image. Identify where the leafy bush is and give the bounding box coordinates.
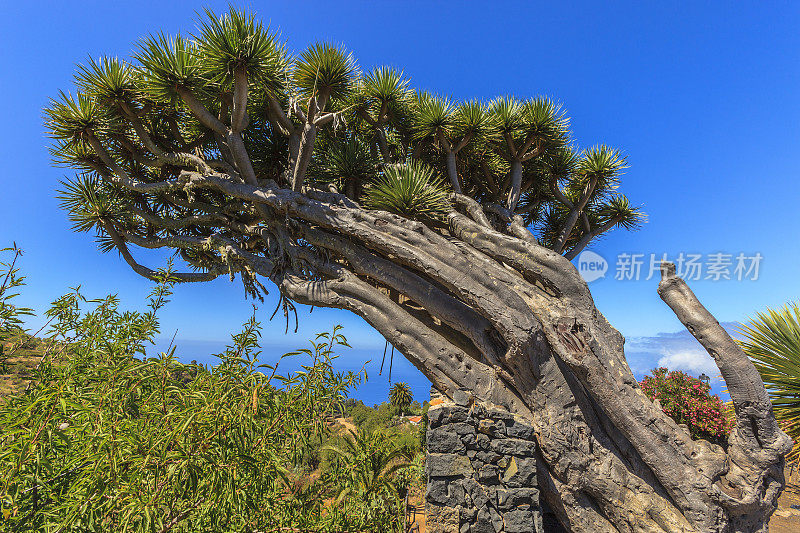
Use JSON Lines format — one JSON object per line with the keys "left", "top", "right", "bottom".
{"left": 348, "top": 400, "right": 397, "bottom": 433}
{"left": 322, "top": 428, "right": 411, "bottom": 529}
{"left": 738, "top": 302, "right": 800, "bottom": 462}
{"left": 0, "top": 244, "right": 34, "bottom": 375}
{"left": 639, "top": 367, "right": 732, "bottom": 445}
{"left": 0, "top": 248, "right": 413, "bottom": 532}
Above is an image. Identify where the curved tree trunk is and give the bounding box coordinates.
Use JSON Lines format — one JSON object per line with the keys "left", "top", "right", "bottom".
{"left": 98, "top": 167, "right": 791, "bottom": 531}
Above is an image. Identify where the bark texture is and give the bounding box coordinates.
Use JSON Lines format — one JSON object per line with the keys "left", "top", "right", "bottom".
{"left": 85, "top": 158, "right": 791, "bottom": 531}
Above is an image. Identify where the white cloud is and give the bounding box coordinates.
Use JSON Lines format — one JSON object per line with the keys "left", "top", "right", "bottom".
{"left": 656, "top": 350, "right": 718, "bottom": 376}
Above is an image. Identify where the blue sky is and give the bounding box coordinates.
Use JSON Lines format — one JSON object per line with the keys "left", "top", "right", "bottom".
{"left": 1, "top": 1, "right": 798, "bottom": 405}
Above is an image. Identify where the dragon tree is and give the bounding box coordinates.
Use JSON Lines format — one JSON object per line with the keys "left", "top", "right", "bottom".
{"left": 46, "top": 9, "right": 791, "bottom": 532}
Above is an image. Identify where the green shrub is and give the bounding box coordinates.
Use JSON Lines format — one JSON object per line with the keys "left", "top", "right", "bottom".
{"left": 0, "top": 248, "right": 410, "bottom": 532}
{"left": 738, "top": 302, "right": 800, "bottom": 462}
{"left": 639, "top": 367, "right": 732, "bottom": 445}
{"left": 0, "top": 244, "right": 34, "bottom": 376}
{"left": 322, "top": 428, "right": 411, "bottom": 529}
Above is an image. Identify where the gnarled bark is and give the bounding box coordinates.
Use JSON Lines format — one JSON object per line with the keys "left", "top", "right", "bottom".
{"left": 93, "top": 158, "right": 790, "bottom": 530}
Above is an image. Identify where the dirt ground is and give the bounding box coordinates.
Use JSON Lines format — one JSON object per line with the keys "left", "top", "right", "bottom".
{"left": 407, "top": 486, "right": 426, "bottom": 533}
{"left": 771, "top": 468, "right": 800, "bottom": 533}
{"left": 333, "top": 416, "right": 358, "bottom": 434}
{"left": 0, "top": 346, "right": 41, "bottom": 399}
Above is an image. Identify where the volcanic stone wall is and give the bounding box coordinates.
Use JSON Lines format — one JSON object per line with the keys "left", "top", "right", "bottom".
{"left": 425, "top": 389, "right": 544, "bottom": 533}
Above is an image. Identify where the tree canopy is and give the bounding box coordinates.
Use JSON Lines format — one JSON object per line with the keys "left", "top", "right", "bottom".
{"left": 389, "top": 382, "right": 413, "bottom": 415}
{"left": 47, "top": 6, "right": 644, "bottom": 304}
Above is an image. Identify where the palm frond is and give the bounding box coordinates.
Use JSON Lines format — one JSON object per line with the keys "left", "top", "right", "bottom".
{"left": 195, "top": 7, "right": 287, "bottom": 93}
{"left": 597, "top": 195, "right": 646, "bottom": 230}
{"left": 134, "top": 33, "right": 203, "bottom": 101}
{"left": 575, "top": 145, "right": 627, "bottom": 193}
{"left": 522, "top": 96, "right": 569, "bottom": 148}
{"left": 739, "top": 303, "right": 800, "bottom": 461}
{"left": 366, "top": 162, "right": 451, "bottom": 221}
{"left": 316, "top": 138, "right": 378, "bottom": 183}
{"left": 411, "top": 92, "right": 453, "bottom": 140}
{"left": 488, "top": 96, "right": 524, "bottom": 136}
{"left": 44, "top": 91, "right": 117, "bottom": 144}
{"left": 57, "top": 174, "right": 126, "bottom": 233}
{"left": 453, "top": 100, "right": 491, "bottom": 141}
{"left": 363, "top": 66, "right": 409, "bottom": 104}
{"left": 293, "top": 42, "right": 358, "bottom": 101}
{"left": 49, "top": 139, "right": 103, "bottom": 170}
{"left": 546, "top": 146, "right": 579, "bottom": 180}
{"left": 76, "top": 56, "right": 138, "bottom": 105}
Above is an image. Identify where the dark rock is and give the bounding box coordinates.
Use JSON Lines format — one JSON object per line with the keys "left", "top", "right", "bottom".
{"left": 452, "top": 422, "right": 476, "bottom": 435}
{"left": 491, "top": 437, "right": 536, "bottom": 457}
{"left": 533, "top": 508, "right": 544, "bottom": 533}
{"left": 428, "top": 453, "right": 473, "bottom": 477}
{"left": 475, "top": 451, "right": 502, "bottom": 464}
{"left": 478, "top": 418, "right": 504, "bottom": 436}
{"left": 470, "top": 402, "right": 487, "bottom": 418}
{"left": 504, "top": 457, "right": 537, "bottom": 488}
{"left": 496, "top": 487, "right": 539, "bottom": 510}
{"left": 477, "top": 464, "right": 499, "bottom": 484}
{"left": 473, "top": 507, "right": 495, "bottom": 533}
{"left": 453, "top": 389, "right": 472, "bottom": 406}
{"left": 489, "top": 506, "right": 503, "bottom": 532}
{"left": 504, "top": 509, "right": 535, "bottom": 533}
{"left": 427, "top": 504, "right": 460, "bottom": 533}
{"left": 505, "top": 420, "right": 535, "bottom": 440}
{"left": 428, "top": 426, "right": 466, "bottom": 453}
{"left": 428, "top": 405, "right": 469, "bottom": 428}
{"left": 486, "top": 407, "right": 515, "bottom": 420}
{"left": 426, "top": 396, "right": 542, "bottom": 533}
{"left": 426, "top": 478, "right": 465, "bottom": 506}
{"left": 461, "top": 506, "right": 477, "bottom": 521}
{"left": 463, "top": 478, "right": 491, "bottom": 509}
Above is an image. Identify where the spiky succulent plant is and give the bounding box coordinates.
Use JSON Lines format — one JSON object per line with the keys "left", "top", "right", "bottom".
{"left": 366, "top": 162, "right": 451, "bottom": 221}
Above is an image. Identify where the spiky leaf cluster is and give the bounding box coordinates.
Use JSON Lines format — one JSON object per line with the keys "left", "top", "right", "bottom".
{"left": 43, "top": 5, "right": 644, "bottom": 297}
{"left": 739, "top": 303, "right": 800, "bottom": 461}
{"left": 366, "top": 163, "right": 451, "bottom": 221}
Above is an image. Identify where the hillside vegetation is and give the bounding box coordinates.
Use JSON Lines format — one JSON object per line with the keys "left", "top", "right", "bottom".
{"left": 0, "top": 248, "right": 423, "bottom": 531}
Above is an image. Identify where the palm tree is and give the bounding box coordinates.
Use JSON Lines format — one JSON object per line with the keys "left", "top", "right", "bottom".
{"left": 738, "top": 302, "right": 800, "bottom": 461}
{"left": 323, "top": 428, "right": 412, "bottom": 505}
{"left": 389, "top": 382, "right": 413, "bottom": 416}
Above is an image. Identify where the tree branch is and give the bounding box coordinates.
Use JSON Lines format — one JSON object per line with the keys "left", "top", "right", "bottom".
{"left": 658, "top": 262, "right": 791, "bottom": 459}
{"left": 101, "top": 223, "right": 221, "bottom": 283}
{"left": 554, "top": 176, "right": 598, "bottom": 253}
{"left": 231, "top": 67, "right": 248, "bottom": 133}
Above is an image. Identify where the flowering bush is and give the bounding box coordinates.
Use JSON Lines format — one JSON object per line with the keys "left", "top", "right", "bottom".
{"left": 640, "top": 367, "right": 733, "bottom": 445}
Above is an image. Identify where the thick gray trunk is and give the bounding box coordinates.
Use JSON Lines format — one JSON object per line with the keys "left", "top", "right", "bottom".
{"left": 90, "top": 160, "right": 790, "bottom": 532}
{"left": 292, "top": 122, "right": 316, "bottom": 191}
{"left": 506, "top": 159, "right": 523, "bottom": 210}
{"left": 445, "top": 150, "right": 462, "bottom": 194}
